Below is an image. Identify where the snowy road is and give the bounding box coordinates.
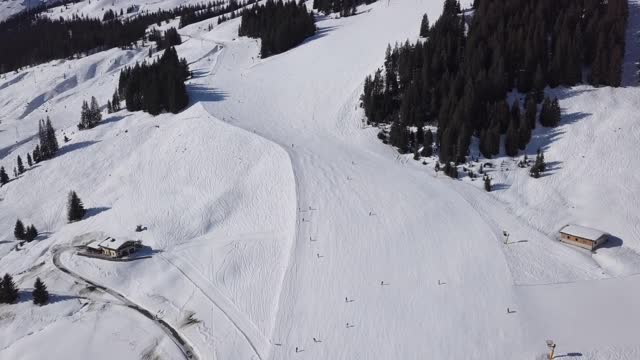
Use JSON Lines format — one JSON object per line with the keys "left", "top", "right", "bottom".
{"left": 52, "top": 246, "right": 197, "bottom": 360}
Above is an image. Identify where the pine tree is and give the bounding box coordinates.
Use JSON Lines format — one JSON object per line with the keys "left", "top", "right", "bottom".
{"left": 422, "top": 129, "right": 434, "bottom": 157}
{"left": 17, "top": 155, "right": 25, "bottom": 174}
{"left": 14, "top": 219, "right": 26, "bottom": 240}
{"left": 484, "top": 175, "right": 492, "bottom": 192}
{"left": 525, "top": 95, "right": 537, "bottom": 129}
{"left": 25, "top": 225, "right": 38, "bottom": 242}
{"left": 530, "top": 148, "right": 546, "bottom": 178}
{"left": 518, "top": 116, "right": 531, "bottom": 150}
{"left": 38, "top": 119, "right": 49, "bottom": 158}
{"left": 79, "top": 100, "right": 90, "bottom": 129}
{"left": 539, "top": 97, "right": 551, "bottom": 127}
{"left": 67, "top": 191, "right": 86, "bottom": 223}
{"left": 45, "top": 117, "right": 58, "bottom": 157}
{"left": 0, "top": 166, "right": 8, "bottom": 186}
{"left": 33, "top": 144, "right": 42, "bottom": 164}
{"left": 504, "top": 121, "right": 519, "bottom": 157}
{"left": 0, "top": 273, "right": 19, "bottom": 304}
{"left": 90, "top": 96, "right": 102, "bottom": 126}
{"left": 550, "top": 98, "right": 561, "bottom": 126}
{"left": 27, "top": 153, "right": 33, "bottom": 167}
{"left": 32, "top": 277, "right": 49, "bottom": 306}
{"left": 420, "top": 14, "right": 430, "bottom": 37}
{"left": 107, "top": 100, "right": 113, "bottom": 114}
{"left": 533, "top": 64, "right": 545, "bottom": 103}
{"left": 112, "top": 90, "right": 121, "bottom": 112}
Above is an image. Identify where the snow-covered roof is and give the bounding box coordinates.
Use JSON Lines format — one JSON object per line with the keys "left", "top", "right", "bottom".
{"left": 560, "top": 225, "right": 607, "bottom": 241}
{"left": 87, "top": 241, "right": 102, "bottom": 250}
{"left": 99, "top": 237, "right": 136, "bottom": 251}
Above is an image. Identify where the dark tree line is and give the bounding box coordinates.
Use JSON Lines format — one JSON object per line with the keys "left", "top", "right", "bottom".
{"left": 361, "top": 0, "right": 628, "bottom": 163}
{"left": 0, "top": 1, "right": 239, "bottom": 73}
{"left": 0, "top": 118, "right": 59, "bottom": 188}
{"left": 313, "top": 0, "right": 378, "bottom": 17}
{"left": 34, "top": 118, "right": 59, "bottom": 162}
{"left": 239, "top": 0, "right": 316, "bottom": 58}
{"left": 179, "top": 0, "right": 259, "bottom": 28}
{"left": 14, "top": 219, "right": 38, "bottom": 242}
{"left": 78, "top": 96, "right": 102, "bottom": 130}
{"left": 117, "top": 47, "right": 190, "bottom": 115}
{"left": 148, "top": 27, "right": 182, "bottom": 50}
{"left": 0, "top": 274, "right": 49, "bottom": 305}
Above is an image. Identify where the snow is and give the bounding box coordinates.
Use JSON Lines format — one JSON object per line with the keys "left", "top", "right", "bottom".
{"left": 560, "top": 225, "right": 608, "bottom": 241}
{"left": 97, "top": 237, "right": 135, "bottom": 251}
{"left": 1, "top": 0, "right": 640, "bottom": 359}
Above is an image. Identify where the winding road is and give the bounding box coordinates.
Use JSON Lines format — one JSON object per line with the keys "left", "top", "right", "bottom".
{"left": 52, "top": 246, "right": 198, "bottom": 360}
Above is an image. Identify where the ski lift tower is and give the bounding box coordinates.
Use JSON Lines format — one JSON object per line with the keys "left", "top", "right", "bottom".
{"left": 545, "top": 340, "right": 556, "bottom": 359}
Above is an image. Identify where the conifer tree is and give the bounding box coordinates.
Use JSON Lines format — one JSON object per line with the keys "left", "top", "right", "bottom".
{"left": 90, "top": 96, "right": 102, "bottom": 126}
{"left": 45, "top": 117, "right": 59, "bottom": 156}
{"left": 81, "top": 100, "right": 90, "bottom": 128}
{"left": 25, "top": 225, "right": 38, "bottom": 242}
{"left": 33, "top": 145, "right": 41, "bottom": 163}
{"left": 484, "top": 175, "right": 492, "bottom": 192}
{"left": 32, "top": 277, "right": 49, "bottom": 306}
{"left": 525, "top": 95, "right": 537, "bottom": 129}
{"left": 27, "top": 153, "right": 33, "bottom": 167}
{"left": 518, "top": 116, "right": 531, "bottom": 150}
{"left": 17, "top": 155, "right": 25, "bottom": 174}
{"left": 107, "top": 100, "right": 113, "bottom": 114}
{"left": 420, "top": 14, "right": 430, "bottom": 37}
{"left": 0, "top": 166, "right": 8, "bottom": 186}
{"left": 0, "top": 273, "right": 19, "bottom": 304}
{"left": 504, "top": 121, "right": 519, "bottom": 157}
{"left": 14, "top": 219, "right": 25, "bottom": 240}
{"left": 112, "top": 90, "right": 121, "bottom": 112}
{"left": 422, "top": 129, "right": 434, "bottom": 157}
{"left": 67, "top": 191, "right": 86, "bottom": 223}
{"left": 533, "top": 64, "right": 545, "bottom": 103}
{"left": 38, "top": 119, "right": 48, "bottom": 158}
{"left": 530, "top": 148, "right": 546, "bottom": 178}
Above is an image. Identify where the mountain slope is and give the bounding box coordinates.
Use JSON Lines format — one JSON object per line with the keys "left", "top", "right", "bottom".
{"left": 1, "top": 1, "right": 640, "bottom": 359}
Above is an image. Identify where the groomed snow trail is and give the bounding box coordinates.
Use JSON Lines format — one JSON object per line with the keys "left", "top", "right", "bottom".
{"left": 194, "top": 2, "right": 533, "bottom": 358}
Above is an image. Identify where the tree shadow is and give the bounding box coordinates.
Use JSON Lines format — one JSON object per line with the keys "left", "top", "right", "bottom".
{"left": 188, "top": 84, "right": 228, "bottom": 104}
{"left": 0, "top": 134, "right": 37, "bottom": 161}
{"left": 492, "top": 183, "right": 510, "bottom": 191}
{"left": 16, "top": 290, "right": 81, "bottom": 304}
{"left": 58, "top": 141, "right": 100, "bottom": 157}
{"left": 560, "top": 111, "right": 591, "bottom": 125}
{"left": 301, "top": 25, "right": 339, "bottom": 46}
{"left": 0, "top": 72, "right": 28, "bottom": 91}
{"left": 101, "top": 113, "right": 133, "bottom": 126}
{"left": 554, "top": 352, "right": 583, "bottom": 358}
{"left": 84, "top": 207, "right": 111, "bottom": 220}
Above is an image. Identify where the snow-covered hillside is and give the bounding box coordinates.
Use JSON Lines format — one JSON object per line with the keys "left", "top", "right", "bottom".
{"left": 1, "top": 0, "right": 640, "bottom": 359}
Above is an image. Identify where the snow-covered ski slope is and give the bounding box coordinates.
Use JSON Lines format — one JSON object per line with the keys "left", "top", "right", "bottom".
{"left": 1, "top": 0, "right": 640, "bottom": 359}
